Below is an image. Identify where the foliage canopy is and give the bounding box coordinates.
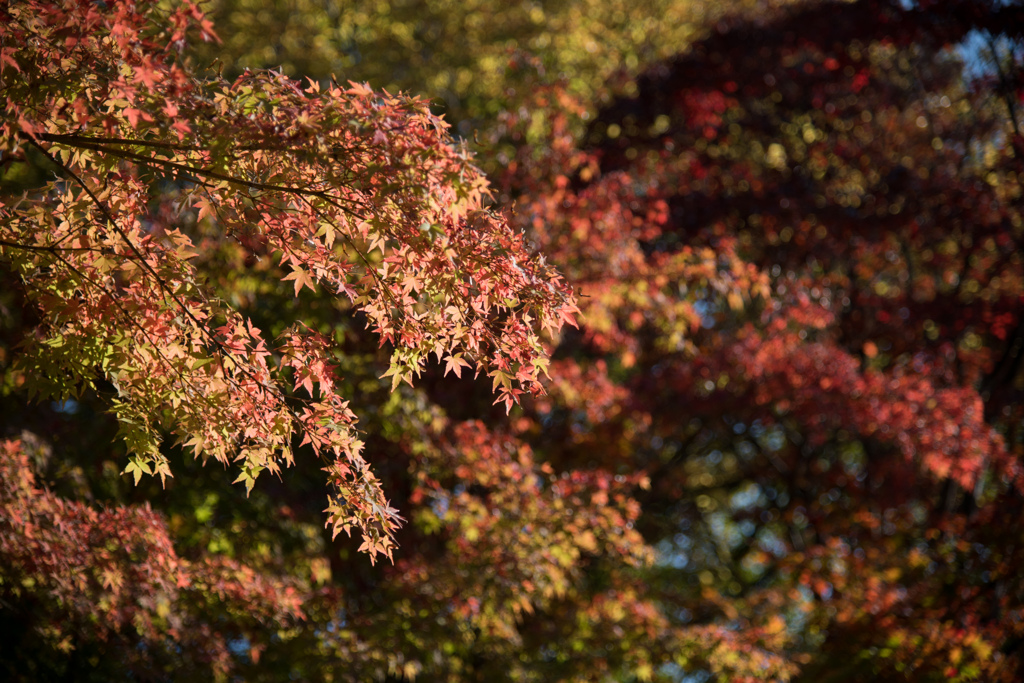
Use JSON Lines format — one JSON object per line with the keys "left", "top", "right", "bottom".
{"left": 0, "top": 0, "right": 575, "bottom": 562}
{"left": 2, "top": 0, "right": 1024, "bottom": 681}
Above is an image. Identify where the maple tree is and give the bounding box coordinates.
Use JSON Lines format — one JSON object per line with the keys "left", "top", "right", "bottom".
{"left": 3, "top": 0, "right": 1024, "bottom": 681}
{"left": 0, "top": 0, "right": 576, "bottom": 563}
{"left": 509, "top": 0, "right": 1024, "bottom": 679}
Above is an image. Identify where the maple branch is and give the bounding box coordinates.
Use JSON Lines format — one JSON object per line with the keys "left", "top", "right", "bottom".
{"left": 747, "top": 434, "right": 790, "bottom": 476}
{"left": 36, "top": 131, "right": 353, "bottom": 156}
{"left": 28, "top": 245, "right": 219, "bottom": 426}
{"left": 24, "top": 140, "right": 321, "bottom": 445}
{"left": 0, "top": 238, "right": 104, "bottom": 254}
{"left": 27, "top": 138, "right": 254, "bottom": 362}
{"left": 986, "top": 33, "right": 1022, "bottom": 140}
{"left": 38, "top": 132, "right": 206, "bottom": 151}
{"left": 40, "top": 131, "right": 258, "bottom": 152}
{"left": 980, "top": 313, "right": 1024, "bottom": 416}
{"left": 26, "top": 145, "right": 388, "bottom": 494}
{"left": 297, "top": 196, "right": 403, "bottom": 312}
{"left": 49, "top": 137, "right": 373, "bottom": 213}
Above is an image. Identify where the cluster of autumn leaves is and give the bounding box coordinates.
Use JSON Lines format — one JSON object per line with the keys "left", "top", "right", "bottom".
{"left": 2, "top": 0, "right": 1024, "bottom": 681}
{"left": 2, "top": 0, "right": 577, "bottom": 562}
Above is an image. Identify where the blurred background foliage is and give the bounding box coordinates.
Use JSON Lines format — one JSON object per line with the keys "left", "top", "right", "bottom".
{"left": 191, "top": 0, "right": 800, "bottom": 133}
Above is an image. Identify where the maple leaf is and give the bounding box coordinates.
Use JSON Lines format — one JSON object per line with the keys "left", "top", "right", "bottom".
{"left": 443, "top": 353, "right": 471, "bottom": 378}
{"left": 282, "top": 266, "right": 316, "bottom": 297}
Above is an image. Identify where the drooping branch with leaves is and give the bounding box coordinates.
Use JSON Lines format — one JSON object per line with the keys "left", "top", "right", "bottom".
{"left": 0, "top": 0, "right": 576, "bottom": 561}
